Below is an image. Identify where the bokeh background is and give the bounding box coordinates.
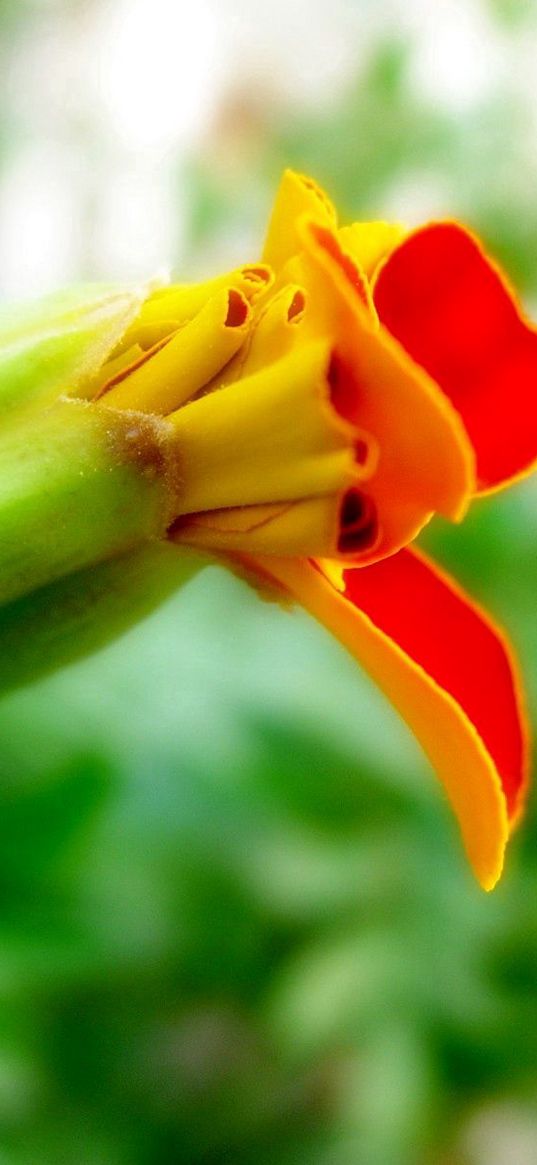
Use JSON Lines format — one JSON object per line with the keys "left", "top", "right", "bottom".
{"left": 0, "top": 1, "right": 536, "bottom": 1162}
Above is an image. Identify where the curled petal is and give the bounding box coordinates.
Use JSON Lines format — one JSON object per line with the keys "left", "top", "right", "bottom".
{"left": 294, "top": 218, "right": 476, "bottom": 558}
{"left": 374, "top": 222, "right": 537, "bottom": 492}
{"left": 206, "top": 283, "right": 308, "bottom": 389}
{"left": 248, "top": 549, "right": 529, "bottom": 889}
{"left": 172, "top": 487, "right": 379, "bottom": 559}
{"left": 99, "top": 289, "right": 252, "bottom": 413}
{"left": 168, "top": 341, "right": 359, "bottom": 515}
{"left": 118, "top": 263, "right": 273, "bottom": 351}
{"left": 263, "top": 169, "right": 337, "bottom": 271}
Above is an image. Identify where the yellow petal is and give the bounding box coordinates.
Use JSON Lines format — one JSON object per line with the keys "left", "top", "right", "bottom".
{"left": 233, "top": 283, "right": 307, "bottom": 376}
{"left": 117, "top": 264, "right": 273, "bottom": 353}
{"left": 99, "top": 289, "right": 251, "bottom": 414}
{"left": 132, "top": 319, "right": 185, "bottom": 349}
{"left": 263, "top": 169, "right": 337, "bottom": 271}
{"left": 172, "top": 486, "right": 379, "bottom": 558}
{"left": 338, "top": 221, "right": 406, "bottom": 280}
{"left": 86, "top": 343, "right": 143, "bottom": 397}
{"left": 168, "top": 341, "right": 361, "bottom": 514}
{"left": 283, "top": 220, "right": 374, "bottom": 320}
{"left": 208, "top": 283, "right": 307, "bottom": 390}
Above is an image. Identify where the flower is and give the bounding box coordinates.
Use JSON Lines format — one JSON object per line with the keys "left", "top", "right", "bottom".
{"left": 0, "top": 170, "right": 532, "bottom": 889}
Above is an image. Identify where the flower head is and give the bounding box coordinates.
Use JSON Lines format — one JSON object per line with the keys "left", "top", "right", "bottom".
{"left": 0, "top": 170, "right": 533, "bottom": 890}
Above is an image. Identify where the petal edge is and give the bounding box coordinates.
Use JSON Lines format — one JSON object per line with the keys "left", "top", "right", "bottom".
{"left": 374, "top": 222, "right": 537, "bottom": 491}
{"left": 246, "top": 550, "right": 527, "bottom": 890}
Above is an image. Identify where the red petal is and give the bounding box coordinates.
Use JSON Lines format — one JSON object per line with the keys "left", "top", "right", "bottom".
{"left": 343, "top": 548, "right": 528, "bottom": 822}
{"left": 374, "top": 223, "right": 537, "bottom": 491}
{"left": 248, "top": 549, "right": 529, "bottom": 889}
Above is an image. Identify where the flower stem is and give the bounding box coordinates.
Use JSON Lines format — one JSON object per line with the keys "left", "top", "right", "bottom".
{"left": 0, "top": 542, "right": 207, "bottom": 693}
{"left": 0, "top": 399, "right": 175, "bottom": 605}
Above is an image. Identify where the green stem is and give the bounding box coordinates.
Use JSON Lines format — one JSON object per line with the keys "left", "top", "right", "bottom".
{"left": 0, "top": 399, "right": 174, "bottom": 605}
{"left": 0, "top": 543, "right": 207, "bottom": 694}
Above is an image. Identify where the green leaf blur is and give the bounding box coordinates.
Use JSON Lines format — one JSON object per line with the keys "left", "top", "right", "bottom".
{"left": 0, "top": 3, "right": 537, "bottom": 1163}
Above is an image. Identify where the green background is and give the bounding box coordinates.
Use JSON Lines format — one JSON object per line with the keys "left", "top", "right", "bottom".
{"left": 0, "top": 1, "right": 536, "bottom": 1161}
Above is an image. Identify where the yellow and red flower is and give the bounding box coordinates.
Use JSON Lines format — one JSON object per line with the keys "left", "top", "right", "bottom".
{"left": 0, "top": 170, "right": 533, "bottom": 889}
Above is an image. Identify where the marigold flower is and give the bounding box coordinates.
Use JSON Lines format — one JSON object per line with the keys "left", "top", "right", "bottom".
{"left": 0, "top": 169, "right": 533, "bottom": 890}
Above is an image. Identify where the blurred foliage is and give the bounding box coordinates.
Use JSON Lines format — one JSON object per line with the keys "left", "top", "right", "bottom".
{"left": 487, "top": 0, "right": 536, "bottom": 25}
{"left": 190, "top": 34, "right": 537, "bottom": 298}
{"left": 1, "top": 3, "right": 537, "bottom": 1164}
{"left": 1, "top": 559, "right": 537, "bottom": 1165}
{"left": 279, "top": 38, "right": 537, "bottom": 298}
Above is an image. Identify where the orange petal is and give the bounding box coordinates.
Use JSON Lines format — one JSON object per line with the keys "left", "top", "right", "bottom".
{"left": 248, "top": 549, "right": 529, "bottom": 889}
{"left": 294, "top": 218, "right": 475, "bottom": 559}
{"left": 374, "top": 222, "right": 537, "bottom": 492}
